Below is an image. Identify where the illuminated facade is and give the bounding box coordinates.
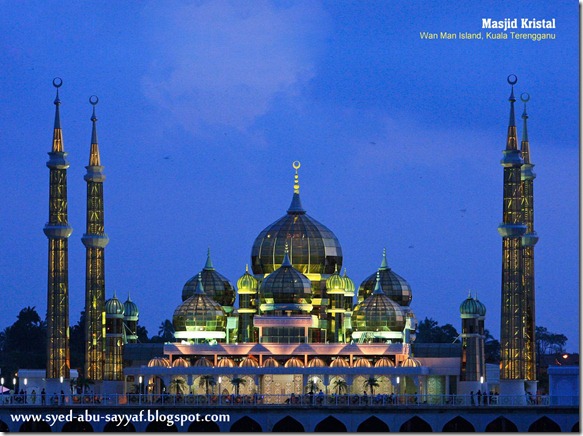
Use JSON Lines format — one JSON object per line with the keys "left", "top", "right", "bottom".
{"left": 82, "top": 97, "right": 109, "bottom": 381}
{"left": 497, "top": 75, "right": 537, "bottom": 391}
{"left": 44, "top": 78, "right": 72, "bottom": 380}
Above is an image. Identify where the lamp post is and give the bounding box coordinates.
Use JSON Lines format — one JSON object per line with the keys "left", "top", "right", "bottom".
{"left": 218, "top": 377, "right": 222, "bottom": 404}
{"left": 139, "top": 376, "right": 143, "bottom": 405}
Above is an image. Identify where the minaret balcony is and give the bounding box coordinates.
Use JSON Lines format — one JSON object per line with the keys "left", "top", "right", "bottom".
{"left": 82, "top": 233, "right": 110, "bottom": 248}
{"left": 43, "top": 223, "right": 73, "bottom": 239}
{"left": 497, "top": 223, "right": 527, "bottom": 238}
{"left": 522, "top": 232, "right": 539, "bottom": 246}
{"left": 84, "top": 165, "right": 106, "bottom": 182}
{"left": 521, "top": 164, "right": 536, "bottom": 180}
{"left": 500, "top": 149, "right": 523, "bottom": 167}
{"left": 46, "top": 151, "right": 70, "bottom": 169}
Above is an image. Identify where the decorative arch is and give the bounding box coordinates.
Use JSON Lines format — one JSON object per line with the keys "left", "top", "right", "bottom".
{"left": 400, "top": 416, "right": 432, "bottom": 432}
{"left": 272, "top": 416, "right": 305, "bottom": 432}
{"left": 314, "top": 416, "right": 347, "bottom": 432}
{"left": 528, "top": 416, "right": 561, "bottom": 432}
{"left": 357, "top": 416, "right": 390, "bottom": 432}
{"left": 145, "top": 421, "right": 178, "bottom": 432}
{"left": 19, "top": 421, "right": 52, "bottom": 432}
{"left": 230, "top": 416, "right": 262, "bottom": 432}
{"left": 442, "top": 416, "right": 475, "bottom": 432}
{"left": 485, "top": 416, "right": 518, "bottom": 432}
{"left": 0, "top": 420, "right": 8, "bottom": 432}
{"left": 572, "top": 422, "right": 579, "bottom": 432}
{"left": 188, "top": 420, "right": 220, "bottom": 432}
{"left": 104, "top": 420, "right": 136, "bottom": 432}
{"left": 62, "top": 419, "right": 94, "bottom": 432}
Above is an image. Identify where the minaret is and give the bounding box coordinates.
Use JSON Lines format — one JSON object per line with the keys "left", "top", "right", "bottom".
{"left": 82, "top": 96, "right": 109, "bottom": 381}
{"left": 236, "top": 265, "right": 258, "bottom": 343}
{"left": 44, "top": 78, "right": 73, "bottom": 381}
{"left": 104, "top": 292, "right": 124, "bottom": 381}
{"left": 497, "top": 75, "right": 528, "bottom": 393}
{"left": 519, "top": 93, "right": 538, "bottom": 388}
{"left": 459, "top": 292, "right": 487, "bottom": 393}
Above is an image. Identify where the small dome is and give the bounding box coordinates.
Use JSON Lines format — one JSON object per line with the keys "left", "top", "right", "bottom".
{"left": 358, "top": 249, "right": 412, "bottom": 306}
{"left": 105, "top": 294, "right": 124, "bottom": 316}
{"left": 460, "top": 293, "right": 486, "bottom": 316}
{"left": 193, "top": 357, "right": 213, "bottom": 367}
{"left": 352, "top": 273, "right": 406, "bottom": 332}
{"left": 259, "top": 250, "right": 313, "bottom": 311}
{"left": 330, "top": 358, "right": 349, "bottom": 368}
{"left": 374, "top": 357, "right": 395, "bottom": 368}
{"left": 307, "top": 357, "right": 327, "bottom": 367}
{"left": 400, "top": 356, "right": 422, "bottom": 368}
{"left": 326, "top": 265, "right": 345, "bottom": 294}
{"left": 251, "top": 163, "right": 343, "bottom": 275}
{"left": 237, "top": 265, "right": 258, "bottom": 293}
{"left": 123, "top": 294, "right": 139, "bottom": 319}
{"left": 182, "top": 250, "right": 236, "bottom": 307}
{"left": 342, "top": 269, "right": 355, "bottom": 296}
{"left": 148, "top": 357, "right": 171, "bottom": 368}
{"left": 262, "top": 357, "right": 280, "bottom": 368}
{"left": 173, "top": 274, "right": 226, "bottom": 333}
{"left": 353, "top": 357, "right": 372, "bottom": 368}
{"left": 239, "top": 356, "right": 259, "bottom": 367}
{"left": 284, "top": 357, "right": 305, "bottom": 368}
{"left": 172, "top": 357, "right": 190, "bottom": 368}
{"left": 217, "top": 358, "right": 236, "bottom": 368}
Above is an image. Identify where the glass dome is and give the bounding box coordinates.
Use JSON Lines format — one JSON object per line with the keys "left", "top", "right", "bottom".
{"left": 460, "top": 294, "right": 486, "bottom": 316}
{"left": 353, "top": 274, "right": 406, "bottom": 332}
{"left": 358, "top": 249, "right": 412, "bottom": 306}
{"left": 173, "top": 275, "right": 227, "bottom": 333}
{"left": 105, "top": 294, "right": 124, "bottom": 316}
{"left": 251, "top": 164, "right": 342, "bottom": 275}
{"left": 123, "top": 294, "right": 139, "bottom": 319}
{"left": 182, "top": 250, "right": 235, "bottom": 307}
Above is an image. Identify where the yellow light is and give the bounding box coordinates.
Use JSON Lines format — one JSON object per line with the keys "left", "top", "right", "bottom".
{"left": 562, "top": 354, "right": 569, "bottom": 359}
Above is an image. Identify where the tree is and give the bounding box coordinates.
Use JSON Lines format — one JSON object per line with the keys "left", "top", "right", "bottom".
{"left": 536, "top": 326, "right": 568, "bottom": 356}
{"left": 305, "top": 378, "right": 318, "bottom": 394}
{"left": 230, "top": 377, "right": 247, "bottom": 396}
{"left": 363, "top": 376, "right": 379, "bottom": 396}
{"left": 332, "top": 378, "right": 348, "bottom": 395}
{"left": 415, "top": 317, "right": 460, "bottom": 343}
{"left": 198, "top": 375, "right": 216, "bottom": 395}
{"left": 136, "top": 325, "right": 150, "bottom": 343}
{"left": 169, "top": 377, "right": 188, "bottom": 395}
{"left": 69, "top": 311, "right": 86, "bottom": 370}
{"left": 484, "top": 329, "right": 501, "bottom": 363}
{"left": 158, "top": 320, "right": 175, "bottom": 342}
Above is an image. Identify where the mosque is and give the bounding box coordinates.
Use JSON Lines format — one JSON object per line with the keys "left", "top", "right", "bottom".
{"left": 38, "top": 75, "right": 546, "bottom": 404}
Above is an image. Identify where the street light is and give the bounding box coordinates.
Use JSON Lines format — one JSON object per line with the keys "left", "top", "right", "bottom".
{"left": 218, "top": 377, "right": 222, "bottom": 403}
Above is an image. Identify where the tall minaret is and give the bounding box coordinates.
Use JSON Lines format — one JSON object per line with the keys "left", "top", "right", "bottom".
{"left": 519, "top": 93, "right": 538, "bottom": 389}
{"left": 82, "top": 96, "right": 109, "bottom": 382}
{"left": 497, "top": 75, "right": 528, "bottom": 394}
{"left": 459, "top": 293, "right": 487, "bottom": 394}
{"left": 44, "top": 78, "right": 73, "bottom": 380}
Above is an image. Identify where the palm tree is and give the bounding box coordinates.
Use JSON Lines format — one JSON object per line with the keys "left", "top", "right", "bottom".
{"left": 158, "top": 319, "right": 175, "bottom": 342}
{"left": 230, "top": 377, "right": 247, "bottom": 396}
{"left": 332, "top": 378, "right": 348, "bottom": 395}
{"left": 363, "top": 376, "right": 379, "bottom": 396}
{"left": 305, "top": 378, "right": 318, "bottom": 394}
{"left": 169, "top": 377, "right": 188, "bottom": 395}
{"left": 198, "top": 375, "right": 216, "bottom": 395}
{"left": 72, "top": 376, "right": 94, "bottom": 394}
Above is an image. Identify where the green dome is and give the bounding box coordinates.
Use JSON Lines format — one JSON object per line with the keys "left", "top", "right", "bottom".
{"left": 182, "top": 250, "right": 236, "bottom": 307}
{"left": 342, "top": 269, "right": 355, "bottom": 296}
{"left": 460, "top": 294, "right": 486, "bottom": 316}
{"left": 105, "top": 294, "right": 124, "bottom": 316}
{"left": 352, "top": 273, "right": 406, "bottom": 332}
{"left": 173, "top": 274, "right": 227, "bottom": 333}
{"left": 259, "top": 250, "right": 313, "bottom": 312}
{"left": 123, "top": 295, "right": 139, "bottom": 319}
{"left": 326, "top": 265, "right": 345, "bottom": 294}
{"left": 358, "top": 249, "right": 412, "bottom": 306}
{"left": 237, "top": 264, "right": 258, "bottom": 293}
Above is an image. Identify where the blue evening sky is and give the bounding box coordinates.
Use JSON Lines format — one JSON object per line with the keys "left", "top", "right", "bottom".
{"left": 0, "top": 1, "right": 579, "bottom": 351}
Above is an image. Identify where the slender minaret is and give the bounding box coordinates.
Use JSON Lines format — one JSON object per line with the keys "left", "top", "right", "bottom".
{"left": 82, "top": 96, "right": 109, "bottom": 381}
{"left": 459, "top": 293, "right": 487, "bottom": 387}
{"left": 44, "top": 78, "right": 73, "bottom": 381}
{"left": 104, "top": 292, "right": 124, "bottom": 381}
{"left": 519, "top": 93, "right": 538, "bottom": 387}
{"left": 497, "top": 75, "right": 528, "bottom": 393}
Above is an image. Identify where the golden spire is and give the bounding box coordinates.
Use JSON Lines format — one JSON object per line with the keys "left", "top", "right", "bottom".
{"left": 88, "top": 96, "right": 101, "bottom": 166}
{"left": 287, "top": 161, "right": 305, "bottom": 213}
{"left": 52, "top": 78, "right": 64, "bottom": 153}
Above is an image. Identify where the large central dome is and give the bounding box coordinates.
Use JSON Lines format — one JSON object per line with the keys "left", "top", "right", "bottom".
{"left": 251, "top": 162, "right": 342, "bottom": 275}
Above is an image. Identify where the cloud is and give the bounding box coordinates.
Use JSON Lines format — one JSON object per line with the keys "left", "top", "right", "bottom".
{"left": 141, "top": 0, "right": 329, "bottom": 133}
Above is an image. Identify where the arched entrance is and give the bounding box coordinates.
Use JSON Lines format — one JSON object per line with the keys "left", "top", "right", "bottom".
{"left": 485, "top": 416, "right": 518, "bottom": 432}
{"left": 188, "top": 420, "right": 220, "bottom": 432}
{"left": 19, "top": 421, "right": 52, "bottom": 432}
{"left": 442, "top": 416, "right": 475, "bottom": 432}
{"left": 104, "top": 421, "right": 136, "bottom": 432}
{"left": 272, "top": 416, "right": 305, "bottom": 432}
{"left": 400, "top": 416, "right": 432, "bottom": 432}
{"left": 528, "top": 416, "right": 561, "bottom": 432}
{"left": 62, "top": 419, "right": 94, "bottom": 432}
{"left": 231, "top": 416, "right": 262, "bottom": 432}
{"left": 145, "top": 421, "right": 178, "bottom": 432}
{"left": 314, "top": 416, "right": 347, "bottom": 432}
{"left": 357, "top": 416, "right": 390, "bottom": 432}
